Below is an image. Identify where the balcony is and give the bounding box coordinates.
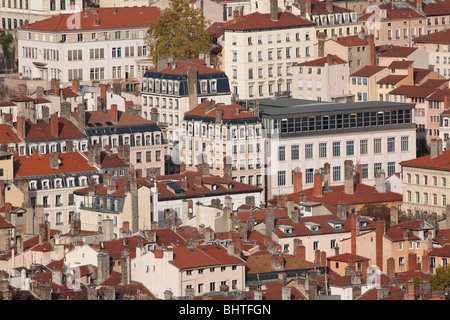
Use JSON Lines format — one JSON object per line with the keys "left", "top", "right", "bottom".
{"left": 275, "top": 91, "right": 291, "bottom": 98}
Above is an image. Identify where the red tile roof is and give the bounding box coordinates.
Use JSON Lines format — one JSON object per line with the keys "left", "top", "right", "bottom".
{"left": 388, "top": 60, "right": 413, "bottom": 69}
{"left": 413, "top": 68, "right": 434, "bottom": 85}
{"left": 413, "top": 28, "right": 450, "bottom": 44}
{"left": 308, "top": 0, "right": 353, "bottom": 14}
{"left": 400, "top": 149, "right": 450, "bottom": 171}
{"left": 84, "top": 110, "right": 155, "bottom": 127}
{"left": 287, "top": 183, "right": 402, "bottom": 207}
{"left": 222, "top": 11, "right": 314, "bottom": 31}
{"left": 296, "top": 54, "right": 347, "bottom": 67}
{"left": 146, "top": 59, "right": 224, "bottom": 76}
{"left": 245, "top": 252, "right": 321, "bottom": 275}
{"left": 15, "top": 117, "right": 85, "bottom": 142}
{"left": 385, "top": 228, "right": 420, "bottom": 242}
{"left": 185, "top": 101, "right": 258, "bottom": 121}
{"left": 350, "top": 65, "right": 386, "bottom": 78}
{"left": 435, "top": 230, "right": 450, "bottom": 246}
{"left": 389, "top": 85, "right": 437, "bottom": 98}
{"left": 327, "top": 253, "right": 370, "bottom": 262}
{"left": 0, "top": 216, "right": 13, "bottom": 228}
{"left": 377, "top": 74, "right": 407, "bottom": 85}
{"left": 406, "top": 0, "right": 450, "bottom": 17}
{"left": 360, "top": 3, "right": 424, "bottom": 21}
{"left": 0, "top": 124, "right": 22, "bottom": 144}
{"left": 91, "top": 235, "right": 148, "bottom": 260}
{"left": 21, "top": 7, "right": 161, "bottom": 32}
{"left": 169, "top": 244, "right": 245, "bottom": 269}
{"left": 426, "top": 88, "right": 450, "bottom": 102}
{"left": 14, "top": 151, "right": 98, "bottom": 177}
{"left": 334, "top": 35, "right": 368, "bottom": 47}
{"left": 233, "top": 208, "right": 288, "bottom": 223}
{"left": 391, "top": 219, "right": 429, "bottom": 231}
{"left": 378, "top": 46, "right": 417, "bottom": 58}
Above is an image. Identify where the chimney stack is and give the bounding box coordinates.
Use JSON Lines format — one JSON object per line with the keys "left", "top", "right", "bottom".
{"left": 430, "top": 139, "right": 442, "bottom": 159}
{"left": 42, "top": 106, "right": 50, "bottom": 123}
{"left": 16, "top": 115, "right": 26, "bottom": 139}
{"left": 270, "top": 0, "right": 279, "bottom": 21}
{"left": 351, "top": 216, "right": 358, "bottom": 255}
{"left": 326, "top": 0, "right": 333, "bottom": 12}
{"left": 72, "top": 79, "right": 79, "bottom": 93}
{"left": 344, "top": 160, "right": 354, "bottom": 195}
{"left": 375, "top": 220, "right": 384, "bottom": 271}
{"left": 187, "top": 67, "right": 198, "bottom": 110}
{"left": 97, "top": 252, "right": 111, "bottom": 284}
{"left": 293, "top": 167, "right": 303, "bottom": 193}
{"left": 109, "top": 104, "right": 119, "bottom": 123}
{"left": 313, "top": 169, "right": 323, "bottom": 197}
{"left": 50, "top": 114, "right": 59, "bottom": 138}
{"left": 375, "top": 170, "right": 386, "bottom": 193}
{"left": 265, "top": 208, "right": 275, "bottom": 239}
{"left": 77, "top": 103, "right": 86, "bottom": 131}
{"left": 367, "top": 34, "right": 376, "bottom": 66}
{"left": 49, "top": 153, "right": 60, "bottom": 170}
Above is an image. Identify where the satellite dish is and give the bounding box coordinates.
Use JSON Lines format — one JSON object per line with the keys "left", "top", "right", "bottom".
{"left": 188, "top": 208, "right": 193, "bottom": 213}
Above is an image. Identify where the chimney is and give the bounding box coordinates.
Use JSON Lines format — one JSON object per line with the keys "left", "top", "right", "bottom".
{"left": 187, "top": 67, "right": 198, "bottom": 110}
{"left": 337, "top": 202, "right": 347, "bottom": 220}
{"left": 70, "top": 219, "right": 81, "bottom": 235}
{"left": 313, "top": 169, "right": 323, "bottom": 197}
{"left": 77, "top": 103, "right": 86, "bottom": 131}
{"left": 121, "top": 251, "right": 130, "bottom": 285}
{"left": 265, "top": 208, "right": 275, "bottom": 239}
{"left": 39, "top": 222, "right": 49, "bottom": 243}
{"left": 36, "top": 86, "right": 44, "bottom": 98}
{"left": 96, "top": 252, "right": 110, "bottom": 284}
{"left": 49, "top": 153, "right": 60, "bottom": 170}
{"left": 375, "top": 170, "right": 386, "bottom": 193}
{"left": 50, "top": 114, "right": 59, "bottom": 138}
{"left": 215, "top": 109, "right": 223, "bottom": 124}
{"left": 293, "top": 167, "right": 303, "bottom": 193}
{"left": 326, "top": 0, "right": 333, "bottom": 12}
{"left": 72, "top": 79, "right": 79, "bottom": 93}
{"left": 367, "top": 34, "right": 376, "bottom": 66}
{"left": 344, "top": 160, "right": 354, "bottom": 195}
{"left": 355, "top": 162, "right": 362, "bottom": 185}
{"left": 295, "top": 244, "right": 306, "bottom": 260}
{"left": 65, "top": 140, "right": 74, "bottom": 153}
{"left": 430, "top": 139, "right": 442, "bottom": 159}
{"left": 164, "top": 209, "right": 172, "bottom": 229}
{"left": 51, "top": 78, "right": 60, "bottom": 96}
{"left": 42, "top": 106, "right": 50, "bottom": 123}
{"left": 223, "top": 156, "right": 232, "bottom": 180}
{"left": 109, "top": 104, "right": 119, "bottom": 123}
{"left": 104, "top": 286, "right": 115, "bottom": 300}
{"left": 386, "top": 257, "right": 395, "bottom": 278}
{"left": 88, "top": 143, "right": 101, "bottom": 166}
{"left": 416, "top": 0, "right": 423, "bottom": 11}
{"left": 16, "top": 115, "right": 26, "bottom": 139}
{"left": 421, "top": 252, "right": 430, "bottom": 273}
{"left": 444, "top": 95, "right": 450, "bottom": 109}
{"left": 270, "top": 0, "right": 278, "bottom": 21}
{"left": 18, "top": 83, "right": 27, "bottom": 95}
{"left": 317, "top": 32, "right": 325, "bottom": 58}
{"left": 100, "top": 84, "right": 107, "bottom": 103}
{"left": 52, "top": 270, "right": 63, "bottom": 286}
{"left": 390, "top": 206, "right": 398, "bottom": 227}
{"left": 408, "top": 252, "right": 417, "bottom": 272}
{"left": 351, "top": 216, "right": 358, "bottom": 255}
{"left": 305, "top": 0, "right": 311, "bottom": 15}
{"left": 375, "top": 220, "right": 384, "bottom": 271}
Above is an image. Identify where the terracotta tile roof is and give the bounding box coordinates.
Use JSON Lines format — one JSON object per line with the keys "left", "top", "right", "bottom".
{"left": 350, "top": 65, "right": 386, "bottom": 78}
{"left": 185, "top": 100, "right": 258, "bottom": 121}
{"left": 378, "top": 45, "right": 417, "bottom": 58}
{"left": 0, "top": 124, "right": 22, "bottom": 144}
{"left": 296, "top": 54, "right": 347, "bottom": 67}
{"left": 426, "top": 87, "right": 450, "bottom": 102}
{"left": 245, "top": 252, "right": 321, "bottom": 275}
{"left": 360, "top": 3, "right": 424, "bottom": 21}
{"left": 327, "top": 252, "right": 370, "bottom": 262}
{"left": 389, "top": 85, "right": 437, "bottom": 98}
{"left": 358, "top": 285, "right": 405, "bottom": 300}
{"left": 169, "top": 244, "right": 245, "bottom": 269}
{"left": 388, "top": 60, "right": 413, "bottom": 69}
{"left": 385, "top": 228, "right": 420, "bottom": 242}
{"left": 429, "top": 243, "right": 450, "bottom": 258}
{"left": 309, "top": 0, "right": 353, "bottom": 14}
{"left": 94, "top": 235, "right": 148, "bottom": 260}
{"left": 420, "top": 79, "right": 449, "bottom": 89}
{"left": 287, "top": 183, "right": 402, "bottom": 207}
{"left": 81, "top": 151, "right": 128, "bottom": 169}
{"left": 146, "top": 59, "right": 224, "bottom": 76}
{"left": 222, "top": 11, "right": 314, "bottom": 31}
{"left": 21, "top": 7, "right": 161, "bottom": 32}
{"left": 153, "top": 228, "right": 187, "bottom": 247}
{"left": 391, "top": 219, "right": 429, "bottom": 231}
{"left": 413, "top": 28, "right": 450, "bottom": 44}
{"left": 406, "top": 0, "right": 450, "bottom": 17}
{"left": 233, "top": 208, "right": 288, "bottom": 223}
{"left": 377, "top": 74, "right": 407, "bottom": 84}
{"left": 13, "top": 151, "right": 98, "bottom": 177}
{"left": 156, "top": 171, "right": 263, "bottom": 201}
{"left": 435, "top": 230, "right": 450, "bottom": 246}
{"left": 207, "top": 21, "right": 225, "bottom": 38}
{"left": 400, "top": 149, "right": 450, "bottom": 170}
{"left": 15, "top": 117, "right": 85, "bottom": 142}
{"left": 85, "top": 110, "right": 155, "bottom": 127}
{"left": 0, "top": 216, "right": 13, "bottom": 228}
{"left": 413, "top": 68, "right": 433, "bottom": 85}
{"left": 0, "top": 101, "right": 16, "bottom": 107}
{"left": 334, "top": 35, "right": 368, "bottom": 47}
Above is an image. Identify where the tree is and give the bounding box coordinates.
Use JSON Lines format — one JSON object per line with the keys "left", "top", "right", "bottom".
{"left": 358, "top": 203, "right": 390, "bottom": 226}
{"left": 429, "top": 265, "right": 450, "bottom": 291}
{"left": 145, "top": 0, "right": 212, "bottom": 65}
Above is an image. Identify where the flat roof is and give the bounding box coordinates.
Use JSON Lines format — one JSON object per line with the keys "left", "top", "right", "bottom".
{"left": 251, "top": 98, "right": 414, "bottom": 117}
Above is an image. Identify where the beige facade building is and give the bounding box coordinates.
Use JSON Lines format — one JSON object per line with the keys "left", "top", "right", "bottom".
{"left": 401, "top": 140, "right": 450, "bottom": 220}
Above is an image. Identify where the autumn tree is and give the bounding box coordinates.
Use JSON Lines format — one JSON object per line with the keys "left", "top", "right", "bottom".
{"left": 429, "top": 266, "right": 450, "bottom": 291}
{"left": 146, "top": 0, "right": 212, "bottom": 65}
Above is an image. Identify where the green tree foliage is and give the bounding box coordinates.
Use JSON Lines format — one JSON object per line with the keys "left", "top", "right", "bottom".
{"left": 358, "top": 203, "right": 391, "bottom": 225}
{"left": 429, "top": 265, "right": 450, "bottom": 291}
{"left": 146, "top": 0, "right": 212, "bottom": 64}
{"left": 0, "top": 31, "right": 15, "bottom": 71}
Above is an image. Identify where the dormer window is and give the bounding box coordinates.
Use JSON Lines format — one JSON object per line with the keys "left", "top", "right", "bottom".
{"left": 142, "top": 79, "right": 148, "bottom": 92}
{"left": 200, "top": 80, "right": 207, "bottom": 94}
{"left": 210, "top": 80, "right": 217, "bottom": 93}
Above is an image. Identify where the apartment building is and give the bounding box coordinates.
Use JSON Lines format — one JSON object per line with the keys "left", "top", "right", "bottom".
{"left": 413, "top": 28, "right": 450, "bottom": 78}
{"left": 0, "top": 0, "right": 83, "bottom": 30}
{"left": 360, "top": 0, "right": 450, "bottom": 47}
{"left": 350, "top": 65, "right": 389, "bottom": 101}
{"left": 247, "top": 98, "right": 416, "bottom": 200}
{"left": 377, "top": 45, "right": 429, "bottom": 70}
{"left": 222, "top": 1, "right": 315, "bottom": 100}
{"left": 131, "top": 244, "right": 246, "bottom": 299}
{"left": 290, "top": 0, "right": 362, "bottom": 40}
{"left": 13, "top": 151, "right": 100, "bottom": 233}
{"left": 292, "top": 54, "right": 352, "bottom": 102}
{"left": 140, "top": 59, "right": 232, "bottom": 152}
{"left": 179, "top": 101, "right": 265, "bottom": 189}
{"left": 401, "top": 139, "right": 450, "bottom": 220}
{"left": 83, "top": 105, "right": 166, "bottom": 177}
{"left": 17, "top": 7, "right": 161, "bottom": 84}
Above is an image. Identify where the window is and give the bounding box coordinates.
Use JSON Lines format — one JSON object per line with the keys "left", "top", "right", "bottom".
{"left": 305, "top": 168, "right": 314, "bottom": 184}
{"left": 278, "top": 146, "right": 286, "bottom": 161}
{"left": 346, "top": 141, "right": 354, "bottom": 156}
{"left": 360, "top": 139, "right": 368, "bottom": 154}
{"left": 332, "top": 142, "right": 340, "bottom": 157}
{"left": 319, "top": 143, "right": 327, "bottom": 158}
{"left": 401, "top": 136, "right": 409, "bottom": 151}
{"left": 361, "top": 164, "right": 368, "bottom": 179}
{"left": 388, "top": 162, "right": 395, "bottom": 176}
{"left": 305, "top": 144, "right": 313, "bottom": 159}
{"left": 387, "top": 137, "right": 395, "bottom": 152}
{"left": 291, "top": 145, "right": 299, "bottom": 160}
{"left": 373, "top": 138, "right": 381, "bottom": 154}
{"left": 278, "top": 171, "right": 286, "bottom": 186}
{"left": 333, "top": 166, "right": 341, "bottom": 181}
